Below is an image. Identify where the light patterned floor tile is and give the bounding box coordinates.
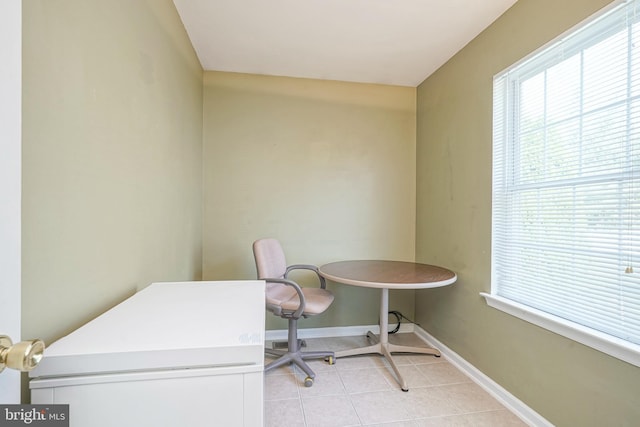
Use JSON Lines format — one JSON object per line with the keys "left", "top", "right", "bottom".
{"left": 335, "top": 354, "right": 384, "bottom": 371}
{"left": 415, "top": 362, "right": 471, "bottom": 386}
{"left": 302, "top": 395, "right": 361, "bottom": 427}
{"left": 349, "top": 390, "right": 414, "bottom": 425}
{"left": 263, "top": 334, "right": 527, "bottom": 427}
{"left": 443, "top": 383, "right": 505, "bottom": 413}
{"left": 414, "top": 409, "right": 526, "bottom": 426}
{"left": 379, "top": 364, "right": 434, "bottom": 389}
{"left": 339, "top": 367, "right": 396, "bottom": 393}
{"left": 265, "top": 398, "right": 306, "bottom": 427}
{"left": 365, "top": 422, "right": 420, "bottom": 427}
{"left": 403, "top": 385, "right": 463, "bottom": 419}
{"left": 297, "top": 370, "right": 347, "bottom": 397}
{"left": 264, "top": 372, "right": 301, "bottom": 400}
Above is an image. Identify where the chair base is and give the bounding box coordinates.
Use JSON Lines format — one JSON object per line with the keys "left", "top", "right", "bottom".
{"left": 264, "top": 318, "right": 334, "bottom": 386}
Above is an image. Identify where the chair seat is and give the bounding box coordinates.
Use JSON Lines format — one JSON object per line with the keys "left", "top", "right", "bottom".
{"left": 268, "top": 285, "right": 334, "bottom": 315}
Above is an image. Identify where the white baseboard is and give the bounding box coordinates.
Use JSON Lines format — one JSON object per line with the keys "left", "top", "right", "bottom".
{"left": 265, "top": 323, "right": 415, "bottom": 341}
{"left": 413, "top": 326, "right": 553, "bottom": 427}
{"left": 265, "top": 324, "right": 552, "bottom": 427}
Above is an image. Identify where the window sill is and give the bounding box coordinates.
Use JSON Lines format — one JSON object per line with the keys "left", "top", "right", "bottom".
{"left": 480, "top": 292, "right": 640, "bottom": 368}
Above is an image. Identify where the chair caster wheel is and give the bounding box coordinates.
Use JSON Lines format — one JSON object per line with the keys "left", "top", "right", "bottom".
{"left": 304, "top": 377, "right": 314, "bottom": 387}
{"left": 325, "top": 356, "right": 335, "bottom": 365}
{"left": 401, "top": 388, "right": 409, "bottom": 392}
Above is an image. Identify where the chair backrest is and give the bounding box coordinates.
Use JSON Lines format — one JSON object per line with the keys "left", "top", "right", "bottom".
{"left": 253, "top": 238, "right": 288, "bottom": 280}
{"left": 253, "top": 238, "right": 298, "bottom": 317}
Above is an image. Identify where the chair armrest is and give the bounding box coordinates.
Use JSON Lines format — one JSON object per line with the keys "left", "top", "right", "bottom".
{"left": 285, "top": 264, "right": 327, "bottom": 289}
{"left": 263, "top": 277, "right": 306, "bottom": 318}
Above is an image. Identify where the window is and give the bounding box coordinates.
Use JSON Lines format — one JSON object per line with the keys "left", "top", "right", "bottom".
{"left": 485, "top": 0, "right": 640, "bottom": 366}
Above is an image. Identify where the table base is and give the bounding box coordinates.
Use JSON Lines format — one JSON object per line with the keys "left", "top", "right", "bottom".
{"left": 334, "top": 288, "right": 441, "bottom": 391}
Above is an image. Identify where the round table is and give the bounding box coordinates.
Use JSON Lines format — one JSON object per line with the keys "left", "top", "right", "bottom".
{"left": 318, "top": 260, "right": 457, "bottom": 391}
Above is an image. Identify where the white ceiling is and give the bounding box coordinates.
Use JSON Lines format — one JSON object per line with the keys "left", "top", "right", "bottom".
{"left": 173, "top": 0, "right": 517, "bottom": 87}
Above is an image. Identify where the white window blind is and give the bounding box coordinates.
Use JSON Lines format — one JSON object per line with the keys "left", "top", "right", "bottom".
{"left": 492, "top": 0, "right": 640, "bottom": 349}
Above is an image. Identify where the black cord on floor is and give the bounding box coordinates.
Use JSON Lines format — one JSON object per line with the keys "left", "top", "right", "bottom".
{"left": 388, "top": 310, "right": 422, "bottom": 334}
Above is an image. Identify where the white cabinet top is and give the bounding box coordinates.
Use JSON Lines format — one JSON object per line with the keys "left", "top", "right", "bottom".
{"left": 30, "top": 281, "right": 265, "bottom": 378}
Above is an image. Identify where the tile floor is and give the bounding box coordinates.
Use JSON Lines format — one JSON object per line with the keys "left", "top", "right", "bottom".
{"left": 264, "top": 333, "right": 528, "bottom": 427}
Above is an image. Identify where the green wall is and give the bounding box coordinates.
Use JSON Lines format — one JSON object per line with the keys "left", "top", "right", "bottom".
{"left": 415, "top": 0, "right": 640, "bottom": 425}
{"left": 20, "top": 0, "right": 418, "bottom": 347}
{"left": 202, "top": 71, "right": 417, "bottom": 330}
{"left": 22, "top": 0, "right": 203, "bottom": 345}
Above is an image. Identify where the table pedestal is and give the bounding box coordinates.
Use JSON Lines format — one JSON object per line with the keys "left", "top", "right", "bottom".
{"left": 335, "top": 288, "right": 440, "bottom": 391}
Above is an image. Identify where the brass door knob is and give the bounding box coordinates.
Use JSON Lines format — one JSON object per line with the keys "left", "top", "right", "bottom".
{"left": 0, "top": 335, "right": 45, "bottom": 373}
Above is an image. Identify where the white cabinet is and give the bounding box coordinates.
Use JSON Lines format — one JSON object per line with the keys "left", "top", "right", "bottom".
{"left": 30, "top": 281, "right": 265, "bottom": 427}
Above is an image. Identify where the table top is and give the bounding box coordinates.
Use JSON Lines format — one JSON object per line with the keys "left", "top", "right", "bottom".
{"left": 318, "top": 260, "right": 457, "bottom": 289}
